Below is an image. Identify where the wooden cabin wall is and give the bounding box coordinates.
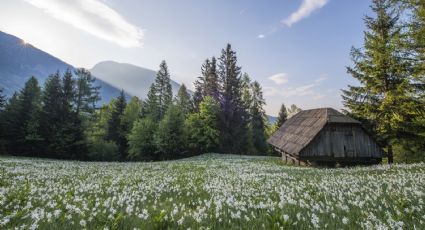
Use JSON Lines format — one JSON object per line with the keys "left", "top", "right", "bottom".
{"left": 300, "top": 124, "right": 383, "bottom": 159}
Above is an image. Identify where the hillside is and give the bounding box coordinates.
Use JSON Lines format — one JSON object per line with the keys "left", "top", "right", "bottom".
{"left": 1, "top": 154, "right": 424, "bottom": 229}
{"left": 0, "top": 31, "right": 184, "bottom": 104}
{"left": 0, "top": 31, "right": 126, "bottom": 104}
{"left": 91, "top": 61, "right": 182, "bottom": 99}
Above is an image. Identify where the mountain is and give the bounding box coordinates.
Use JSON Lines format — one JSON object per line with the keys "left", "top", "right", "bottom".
{"left": 267, "top": 115, "right": 278, "bottom": 124}
{"left": 0, "top": 31, "right": 123, "bottom": 104}
{"left": 90, "top": 61, "right": 182, "bottom": 99}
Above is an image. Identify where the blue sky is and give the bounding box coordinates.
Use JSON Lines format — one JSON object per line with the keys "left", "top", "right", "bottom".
{"left": 0, "top": 0, "right": 372, "bottom": 115}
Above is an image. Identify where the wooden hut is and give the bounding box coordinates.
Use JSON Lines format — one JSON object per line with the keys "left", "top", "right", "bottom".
{"left": 268, "top": 108, "right": 384, "bottom": 166}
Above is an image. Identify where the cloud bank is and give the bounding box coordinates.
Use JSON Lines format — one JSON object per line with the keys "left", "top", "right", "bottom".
{"left": 24, "top": 0, "right": 144, "bottom": 47}
{"left": 282, "top": 0, "right": 329, "bottom": 27}
{"left": 264, "top": 74, "right": 328, "bottom": 101}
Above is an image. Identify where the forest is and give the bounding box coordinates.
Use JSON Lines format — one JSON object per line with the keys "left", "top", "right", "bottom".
{"left": 0, "top": 0, "right": 424, "bottom": 163}
{"left": 0, "top": 44, "right": 282, "bottom": 161}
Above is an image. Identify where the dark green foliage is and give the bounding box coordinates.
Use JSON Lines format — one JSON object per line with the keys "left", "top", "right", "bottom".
{"left": 106, "top": 90, "right": 128, "bottom": 159}
{"left": 128, "top": 117, "right": 157, "bottom": 160}
{"left": 88, "top": 139, "right": 120, "bottom": 161}
{"left": 218, "top": 44, "right": 249, "bottom": 154}
{"left": 249, "top": 81, "right": 268, "bottom": 154}
{"left": 185, "top": 96, "right": 220, "bottom": 153}
{"left": 40, "top": 73, "right": 65, "bottom": 157}
{"left": 155, "top": 61, "right": 173, "bottom": 119}
{"left": 4, "top": 45, "right": 270, "bottom": 161}
{"left": 144, "top": 83, "right": 160, "bottom": 120}
{"left": 0, "top": 88, "right": 5, "bottom": 111}
{"left": 39, "top": 70, "right": 89, "bottom": 159}
{"left": 144, "top": 61, "right": 173, "bottom": 121}
{"left": 276, "top": 104, "right": 288, "bottom": 128}
{"left": 175, "top": 84, "right": 192, "bottom": 116}
{"left": 193, "top": 57, "right": 220, "bottom": 111}
{"left": 123, "top": 96, "right": 142, "bottom": 131}
{"left": 2, "top": 77, "right": 42, "bottom": 155}
{"left": 343, "top": 0, "right": 425, "bottom": 161}
{"left": 0, "top": 88, "right": 5, "bottom": 154}
{"left": 74, "top": 68, "right": 101, "bottom": 116}
{"left": 155, "top": 105, "right": 186, "bottom": 159}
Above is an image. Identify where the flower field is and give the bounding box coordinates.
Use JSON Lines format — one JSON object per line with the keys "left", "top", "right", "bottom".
{"left": 1, "top": 154, "right": 424, "bottom": 229}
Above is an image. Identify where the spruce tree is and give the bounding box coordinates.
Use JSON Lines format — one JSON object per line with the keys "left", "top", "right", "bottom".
{"left": 2, "top": 93, "right": 20, "bottom": 154}
{"left": 342, "top": 0, "right": 421, "bottom": 158}
{"left": 175, "top": 84, "right": 192, "bottom": 116}
{"left": 0, "top": 88, "right": 5, "bottom": 153}
{"left": 144, "top": 83, "right": 160, "bottom": 120}
{"left": 106, "top": 90, "right": 128, "bottom": 159}
{"left": 74, "top": 68, "right": 100, "bottom": 116}
{"left": 0, "top": 88, "right": 5, "bottom": 111}
{"left": 276, "top": 103, "right": 288, "bottom": 127}
{"left": 249, "top": 81, "right": 268, "bottom": 154}
{"left": 155, "top": 61, "right": 173, "bottom": 119}
{"left": 61, "top": 69, "right": 86, "bottom": 159}
{"left": 3, "top": 77, "right": 42, "bottom": 155}
{"left": 217, "top": 44, "right": 247, "bottom": 154}
{"left": 18, "top": 77, "right": 43, "bottom": 155}
{"left": 40, "top": 72, "right": 65, "bottom": 158}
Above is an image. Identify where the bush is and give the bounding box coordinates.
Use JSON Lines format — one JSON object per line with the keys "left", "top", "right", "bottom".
{"left": 128, "top": 117, "right": 157, "bottom": 161}
{"left": 88, "top": 139, "right": 120, "bottom": 161}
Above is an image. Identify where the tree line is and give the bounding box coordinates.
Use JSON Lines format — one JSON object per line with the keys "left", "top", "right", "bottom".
{"left": 343, "top": 0, "right": 425, "bottom": 162}
{"left": 0, "top": 44, "right": 273, "bottom": 161}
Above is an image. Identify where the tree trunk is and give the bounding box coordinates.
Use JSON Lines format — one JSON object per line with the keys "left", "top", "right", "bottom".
{"left": 388, "top": 144, "right": 394, "bottom": 164}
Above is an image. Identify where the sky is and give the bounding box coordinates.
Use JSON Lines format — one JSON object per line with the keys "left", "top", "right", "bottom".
{"left": 0, "top": 0, "right": 373, "bottom": 116}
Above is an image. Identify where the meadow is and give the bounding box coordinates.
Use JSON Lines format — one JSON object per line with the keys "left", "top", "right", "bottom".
{"left": 1, "top": 154, "right": 424, "bottom": 229}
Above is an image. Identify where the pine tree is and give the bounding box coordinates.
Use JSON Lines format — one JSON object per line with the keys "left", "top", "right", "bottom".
{"left": 204, "top": 57, "right": 220, "bottom": 101}
{"left": 217, "top": 44, "right": 247, "bottom": 154}
{"left": 192, "top": 78, "right": 204, "bottom": 112}
{"left": 276, "top": 104, "right": 288, "bottom": 127}
{"left": 342, "top": 0, "right": 422, "bottom": 158}
{"left": 2, "top": 77, "right": 42, "bottom": 155}
{"left": 175, "top": 84, "right": 192, "bottom": 116}
{"left": 18, "top": 77, "right": 43, "bottom": 155}
{"left": 74, "top": 68, "right": 100, "bottom": 116}
{"left": 106, "top": 90, "right": 128, "bottom": 159}
{"left": 287, "top": 104, "right": 302, "bottom": 117}
{"left": 249, "top": 81, "right": 268, "bottom": 154}
{"left": 0, "top": 88, "right": 5, "bottom": 111}
{"left": 155, "top": 61, "right": 173, "bottom": 119}
{"left": 0, "top": 88, "right": 5, "bottom": 153}
{"left": 61, "top": 69, "right": 87, "bottom": 159}
{"left": 40, "top": 72, "right": 65, "bottom": 158}
{"left": 144, "top": 83, "right": 160, "bottom": 120}
{"left": 2, "top": 93, "right": 20, "bottom": 154}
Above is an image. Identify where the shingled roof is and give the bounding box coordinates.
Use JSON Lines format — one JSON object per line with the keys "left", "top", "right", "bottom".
{"left": 267, "top": 108, "right": 360, "bottom": 156}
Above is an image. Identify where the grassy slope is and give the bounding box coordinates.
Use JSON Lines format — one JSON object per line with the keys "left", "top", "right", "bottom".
{"left": 0, "top": 154, "right": 424, "bottom": 229}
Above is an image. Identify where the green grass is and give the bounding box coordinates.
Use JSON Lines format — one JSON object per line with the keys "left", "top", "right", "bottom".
{"left": 0, "top": 154, "right": 424, "bottom": 229}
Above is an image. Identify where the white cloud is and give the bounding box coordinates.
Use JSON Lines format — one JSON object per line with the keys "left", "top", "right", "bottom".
{"left": 314, "top": 74, "right": 328, "bottom": 83}
{"left": 282, "top": 0, "right": 329, "bottom": 27}
{"left": 257, "top": 34, "right": 265, "bottom": 39}
{"left": 264, "top": 73, "right": 329, "bottom": 100}
{"left": 24, "top": 0, "right": 144, "bottom": 47}
{"left": 268, "top": 73, "right": 289, "bottom": 85}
